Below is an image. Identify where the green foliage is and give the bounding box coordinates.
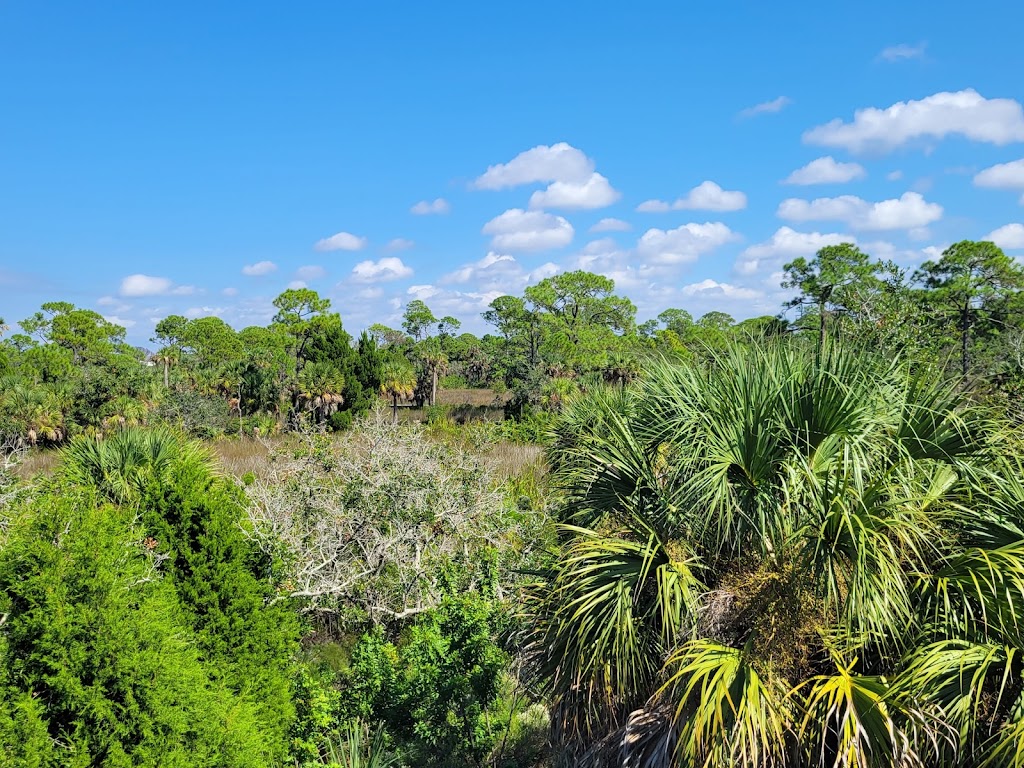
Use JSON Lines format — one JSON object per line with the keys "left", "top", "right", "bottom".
{"left": 56, "top": 428, "right": 300, "bottom": 761}
{"left": 528, "top": 341, "right": 1024, "bottom": 766}
{"left": 341, "top": 593, "right": 510, "bottom": 767}
{"left": 0, "top": 489, "right": 271, "bottom": 766}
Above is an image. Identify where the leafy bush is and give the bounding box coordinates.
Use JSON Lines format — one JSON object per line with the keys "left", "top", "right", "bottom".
{"left": 0, "top": 488, "right": 271, "bottom": 765}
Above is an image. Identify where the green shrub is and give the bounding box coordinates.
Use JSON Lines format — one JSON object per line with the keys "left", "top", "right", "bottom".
{"left": 438, "top": 374, "right": 467, "bottom": 389}
{"left": 0, "top": 489, "right": 271, "bottom": 766}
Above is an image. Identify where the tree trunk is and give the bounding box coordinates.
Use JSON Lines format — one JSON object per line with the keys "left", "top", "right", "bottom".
{"left": 961, "top": 305, "right": 970, "bottom": 378}
{"left": 392, "top": 394, "right": 398, "bottom": 425}
{"left": 163, "top": 361, "right": 169, "bottom": 389}
{"left": 818, "top": 299, "right": 827, "bottom": 353}
{"left": 430, "top": 366, "right": 438, "bottom": 407}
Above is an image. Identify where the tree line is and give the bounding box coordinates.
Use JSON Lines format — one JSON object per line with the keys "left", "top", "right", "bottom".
{"left": 4, "top": 239, "right": 1024, "bottom": 447}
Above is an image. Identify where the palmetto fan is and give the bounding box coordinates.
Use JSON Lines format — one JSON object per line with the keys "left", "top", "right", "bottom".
{"left": 528, "top": 342, "right": 1024, "bottom": 768}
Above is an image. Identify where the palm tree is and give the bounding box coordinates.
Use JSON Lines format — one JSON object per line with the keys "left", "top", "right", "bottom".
{"left": 528, "top": 342, "right": 1024, "bottom": 767}
{"left": 0, "top": 380, "right": 67, "bottom": 446}
{"left": 601, "top": 351, "right": 641, "bottom": 389}
{"left": 379, "top": 360, "right": 416, "bottom": 424}
{"left": 296, "top": 361, "right": 345, "bottom": 424}
{"left": 100, "top": 395, "right": 148, "bottom": 430}
{"left": 421, "top": 350, "right": 448, "bottom": 407}
{"left": 151, "top": 345, "right": 179, "bottom": 389}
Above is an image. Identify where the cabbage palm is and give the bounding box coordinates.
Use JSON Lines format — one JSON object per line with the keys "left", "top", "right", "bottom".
{"left": 296, "top": 361, "right": 345, "bottom": 424}
{"left": 379, "top": 360, "right": 416, "bottom": 424}
{"left": 528, "top": 343, "right": 1024, "bottom": 767}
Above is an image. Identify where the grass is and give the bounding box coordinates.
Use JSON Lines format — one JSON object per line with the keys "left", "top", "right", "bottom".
{"left": 437, "top": 388, "right": 509, "bottom": 407}
{"left": 14, "top": 449, "right": 61, "bottom": 479}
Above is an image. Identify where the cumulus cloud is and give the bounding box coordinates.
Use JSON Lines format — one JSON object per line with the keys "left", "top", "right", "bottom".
{"left": 974, "top": 159, "right": 1024, "bottom": 201}
{"left": 410, "top": 198, "right": 450, "bottom": 215}
{"left": 120, "top": 274, "right": 174, "bottom": 297}
{"left": 405, "top": 284, "right": 510, "bottom": 318}
{"left": 681, "top": 279, "right": 761, "bottom": 300}
{"left": 635, "top": 222, "right": 738, "bottom": 265}
{"left": 242, "top": 260, "right": 277, "bottom": 276}
{"left": 804, "top": 90, "right": 1024, "bottom": 153}
{"left": 783, "top": 156, "right": 866, "bottom": 185}
{"left": 442, "top": 252, "right": 516, "bottom": 285}
{"left": 739, "top": 96, "right": 792, "bottom": 118}
{"left": 350, "top": 257, "right": 413, "bottom": 283}
{"left": 295, "top": 265, "right": 327, "bottom": 281}
{"left": 287, "top": 280, "right": 307, "bottom": 290}
{"left": 440, "top": 251, "right": 559, "bottom": 295}
{"left": 529, "top": 172, "right": 620, "bottom": 210}
{"left": 590, "top": 218, "right": 631, "bottom": 233}
{"left": 385, "top": 238, "right": 415, "bottom": 251}
{"left": 473, "top": 142, "right": 593, "bottom": 190}
{"left": 737, "top": 227, "right": 855, "bottom": 275}
{"left": 878, "top": 42, "right": 927, "bottom": 62}
{"left": 314, "top": 231, "right": 368, "bottom": 252}
{"left": 987, "top": 223, "right": 1024, "bottom": 249}
{"left": 482, "top": 208, "right": 574, "bottom": 251}
{"left": 103, "top": 315, "right": 136, "bottom": 328}
{"left": 637, "top": 181, "right": 747, "bottom": 213}
{"left": 777, "top": 191, "right": 942, "bottom": 231}
{"left": 184, "top": 306, "right": 225, "bottom": 319}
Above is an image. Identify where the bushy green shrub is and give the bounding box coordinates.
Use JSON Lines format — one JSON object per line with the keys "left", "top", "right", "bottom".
{"left": 0, "top": 489, "right": 271, "bottom": 766}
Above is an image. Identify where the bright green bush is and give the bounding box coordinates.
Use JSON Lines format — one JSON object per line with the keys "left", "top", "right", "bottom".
{"left": 0, "top": 489, "right": 271, "bottom": 766}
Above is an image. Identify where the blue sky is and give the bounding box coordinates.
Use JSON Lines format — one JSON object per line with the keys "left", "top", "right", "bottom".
{"left": 2, "top": 1, "right": 1024, "bottom": 345}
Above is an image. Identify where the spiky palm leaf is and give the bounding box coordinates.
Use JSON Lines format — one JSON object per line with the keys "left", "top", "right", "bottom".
{"left": 60, "top": 426, "right": 217, "bottom": 503}
{"left": 528, "top": 341, "right": 1020, "bottom": 767}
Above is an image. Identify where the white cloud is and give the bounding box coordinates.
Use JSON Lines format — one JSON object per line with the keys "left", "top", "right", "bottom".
{"left": 974, "top": 158, "right": 1024, "bottom": 194}
{"left": 287, "top": 280, "right": 307, "bottom": 290}
{"left": 878, "top": 42, "right": 927, "bottom": 62}
{"left": 590, "top": 217, "right": 631, "bottom": 233}
{"left": 783, "top": 156, "right": 866, "bottom": 185}
{"left": 637, "top": 181, "right": 747, "bottom": 213}
{"left": 314, "top": 231, "right": 368, "bottom": 252}
{"left": 737, "top": 227, "right": 854, "bottom": 275}
{"left": 410, "top": 198, "right": 450, "bottom": 215}
{"left": 887, "top": 170, "right": 904, "bottom": 181}
{"left": 635, "top": 222, "right": 738, "bottom": 265}
{"left": 184, "top": 306, "right": 225, "bottom": 319}
{"left": 442, "top": 252, "right": 516, "bottom": 284}
{"left": 739, "top": 96, "right": 792, "bottom": 118}
{"left": 222, "top": 287, "right": 238, "bottom": 297}
{"left": 473, "top": 142, "right": 593, "bottom": 190}
{"left": 482, "top": 208, "right": 575, "bottom": 251}
{"left": 242, "top": 260, "right": 277, "bottom": 276}
{"left": 439, "top": 251, "right": 559, "bottom": 296}
{"left": 681, "top": 279, "right": 761, "bottom": 300}
{"left": 385, "top": 237, "right": 415, "bottom": 251}
{"left": 350, "top": 257, "right": 413, "bottom": 283}
{"left": 804, "top": 89, "right": 1024, "bottom": 153}
{"left": 987, "top": 223, "right": 1024, "bottom": 249}
{"left": 529, "top": 172, "right": 620, "bottom": 210}
{"left": 777, "top": 191, "right": 942, "bottom": 231}
{"left": 120, "top": 274, "right": 173, "bottom": 297}
{"left": 103, "top": 315, "right": 136, "bottom": 328}
{"left": 97, "top": 295, "right": 118, "bottom": 306}
{"left": 295, "top": 265, "right": 327, "bottom": 281}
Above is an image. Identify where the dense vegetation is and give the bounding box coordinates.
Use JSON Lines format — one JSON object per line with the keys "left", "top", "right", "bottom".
{"left": 3, "top": 238, "right": 1024, "bottom": 766}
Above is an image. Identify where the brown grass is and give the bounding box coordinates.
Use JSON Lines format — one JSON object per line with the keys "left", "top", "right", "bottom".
{"left": 14, "top": 449, "right": 61, "bottom": 479}
{"left": 437, "top": 388, "right": 509, "bottom": 407}
{"left": 485, "top": 442, "right": 545, "bottom": 482}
